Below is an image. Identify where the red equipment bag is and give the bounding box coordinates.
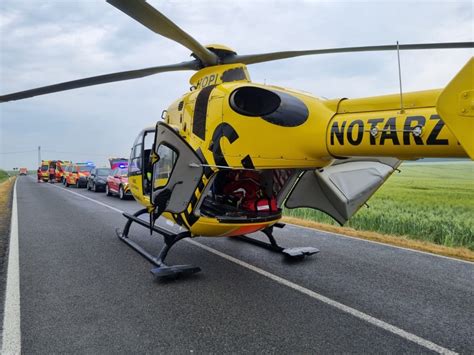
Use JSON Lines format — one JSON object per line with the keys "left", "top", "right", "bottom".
{"left": 223, "top": 170, "right": 261, "bottom": 200}
{"left": 222, "top": 170, "right": 278, "bottom": 212}
{"left": 241, "top": 197, "right": 278, "bottom": 212}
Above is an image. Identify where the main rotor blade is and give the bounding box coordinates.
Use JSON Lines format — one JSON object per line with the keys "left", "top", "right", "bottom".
{"left": 107, "top": 0, "right": 218, "bottom": 67}
{"left": 223, "top": 42, "right": 474, "bottom": 65}
{"left": 0, "top": 61, "right": 199, "bottom": 103}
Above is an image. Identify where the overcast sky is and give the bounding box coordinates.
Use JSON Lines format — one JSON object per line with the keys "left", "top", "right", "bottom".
{"left": 0, "top": 0, "right": 472, "bottom": 170}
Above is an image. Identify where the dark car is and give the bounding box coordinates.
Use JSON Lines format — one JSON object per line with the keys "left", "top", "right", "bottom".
{"left": 87, "top": 168, "right": 111, "bottom": 192}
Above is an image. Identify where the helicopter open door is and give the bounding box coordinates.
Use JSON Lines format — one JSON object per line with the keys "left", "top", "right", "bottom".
{"left": 285, "top": 157, "right": 401, "bottom": 225}
{"left": 151, "top": 122, "right": 204, "bottom": 214}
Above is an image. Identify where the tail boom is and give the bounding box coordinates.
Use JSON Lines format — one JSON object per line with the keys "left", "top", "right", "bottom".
{"left": 326, "top": 58, "right": 473, "bottom": 160}
{"left": 326, "top": 89, "right": 471, "bottom": 160}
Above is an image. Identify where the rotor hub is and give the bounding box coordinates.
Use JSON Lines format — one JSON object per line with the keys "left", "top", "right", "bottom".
{"left": 191, "top": 44, "right": 237, "bottom": 65}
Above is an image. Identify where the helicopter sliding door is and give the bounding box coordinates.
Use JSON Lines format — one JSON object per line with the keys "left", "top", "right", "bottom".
{"left": 285, "top": 157, "right": 401, "bottom": 225}
{"left": 151, "top": 122, "right": 204, "bottom": 214}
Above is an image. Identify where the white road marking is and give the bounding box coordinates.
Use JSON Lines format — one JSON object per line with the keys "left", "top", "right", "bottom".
{"left": 283, "top": 223, "right": 473, "bottom": 265}
{"left": 50, "top": 182, "right": 458, "bottom": 354}
{"left": 2, "top": 181, "right": 21, "bottom": 355}
{"left": 187, "top": 239, "right": 457, "bottom": 355}
{"left": 52, "top": 183, "right": 123, "bottom": 213}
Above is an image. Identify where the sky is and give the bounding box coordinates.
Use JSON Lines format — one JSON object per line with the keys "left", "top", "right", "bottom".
{"left": 0, "top": 0, "right": 472, "bottom": 170}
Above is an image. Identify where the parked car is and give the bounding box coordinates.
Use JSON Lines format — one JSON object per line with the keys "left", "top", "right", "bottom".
{"left": 65, "top": 163, "right": 94, "bottom": 188}
{"left": 62, "top": 165, "right": 72, "bottom": 185}
{"left": 87, "top": 168, "right": 111, "bottom": 192}
{"left": 56, "top": 160, "right": 72, "bottom": 183}
{"left": 106, "top": 167, "right": 131, "bottom": 199}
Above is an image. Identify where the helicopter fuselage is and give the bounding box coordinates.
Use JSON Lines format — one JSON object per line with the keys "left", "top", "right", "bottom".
{"left": 168, "top": 63, "right": 465, "bottom": 167}
{"left": 126, "top": 62, "right": 468, "bottom": 237}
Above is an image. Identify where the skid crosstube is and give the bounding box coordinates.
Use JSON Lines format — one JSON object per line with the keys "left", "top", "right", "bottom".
{"left": 116, "top": 209, "right": 201, "bottom": 279}
{"left": 235, "top": 223, "right": 320, "bottom": 259}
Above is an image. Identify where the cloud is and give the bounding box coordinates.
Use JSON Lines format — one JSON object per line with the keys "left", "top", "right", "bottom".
{"left": 0, "top": 0, "right": 472, "bottom": 169}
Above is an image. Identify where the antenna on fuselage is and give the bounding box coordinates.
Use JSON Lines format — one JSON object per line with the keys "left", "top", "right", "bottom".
{"left": 396, "top": 41, "right": 405, "bottom": 114}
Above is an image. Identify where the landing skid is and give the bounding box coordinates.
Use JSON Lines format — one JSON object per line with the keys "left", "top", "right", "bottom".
{"left": 236, "top": 223, "right": 319, "bottom": 259}
{"left": 116, "top": 208, "right": 200, "bottom": 279}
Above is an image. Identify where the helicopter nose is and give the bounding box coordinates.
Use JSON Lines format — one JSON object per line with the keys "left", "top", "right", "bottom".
{"left": 229, "top": 86, "right": 309, "bottom": 127}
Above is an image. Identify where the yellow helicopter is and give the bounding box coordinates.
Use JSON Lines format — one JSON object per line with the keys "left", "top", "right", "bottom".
{"left": 1, "top": 0, "right": 473, "bottom": 278}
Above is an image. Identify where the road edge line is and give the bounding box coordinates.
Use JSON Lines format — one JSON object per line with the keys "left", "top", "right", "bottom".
{"left": 1, "top": 180, "right": 21, "bottom": 354}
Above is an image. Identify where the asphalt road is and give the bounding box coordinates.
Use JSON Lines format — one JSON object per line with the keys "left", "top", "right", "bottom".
{"left": 3, "top": 176, "right": 474, "bottom": 353}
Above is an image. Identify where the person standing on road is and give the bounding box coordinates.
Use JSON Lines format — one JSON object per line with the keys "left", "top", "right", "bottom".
{"left": 49, "top": 166, "right": 55, "bottom": 183}
{"left": 37, "top": 167, "right": 41, "bottom": 183}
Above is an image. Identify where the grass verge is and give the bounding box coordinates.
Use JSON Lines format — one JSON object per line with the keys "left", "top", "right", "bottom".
{"left": 0, "top": 177, "right": 16, "bottom": 301}
{"left": 0, "top": 169, "right": 10, "bottom": 184}
{"left": 0, "top": 176, "right": 15, "bottom": 245}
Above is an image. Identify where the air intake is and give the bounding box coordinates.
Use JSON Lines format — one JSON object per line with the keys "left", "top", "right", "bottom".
{"left": 229, "top": 86, "right": 309, "bottom": 127}
{"left": 229, "top": 86, "right": 281, "bottom": 117}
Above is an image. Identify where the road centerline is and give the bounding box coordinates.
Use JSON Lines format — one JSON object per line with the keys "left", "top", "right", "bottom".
{"left": 49, "top": 182, "right": 457, "bottom": 354}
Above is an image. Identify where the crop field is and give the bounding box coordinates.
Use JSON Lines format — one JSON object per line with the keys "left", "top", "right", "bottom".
{"left": 284, "top": 162, "right": 474, "bottom": 250}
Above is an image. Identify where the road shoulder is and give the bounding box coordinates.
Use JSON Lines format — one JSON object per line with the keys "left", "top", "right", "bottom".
{"left": 0, "top": 177, "right": 17, "bottom": 350}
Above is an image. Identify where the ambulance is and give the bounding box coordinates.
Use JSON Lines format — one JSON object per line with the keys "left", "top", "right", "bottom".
{"left": 40, "top": 160, "right": 52, "bottom": 182}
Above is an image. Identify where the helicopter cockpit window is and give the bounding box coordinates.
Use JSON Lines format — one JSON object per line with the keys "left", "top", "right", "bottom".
{"left": 153, "top": 144, "right": 178, "bottom": 190}
{"left": 129, "top": 141, "right": 143, "bottom": 175}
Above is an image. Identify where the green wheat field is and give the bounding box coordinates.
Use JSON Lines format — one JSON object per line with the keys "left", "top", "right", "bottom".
{"left": 284, "top": 161, "right": 474, "bottom": 250}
